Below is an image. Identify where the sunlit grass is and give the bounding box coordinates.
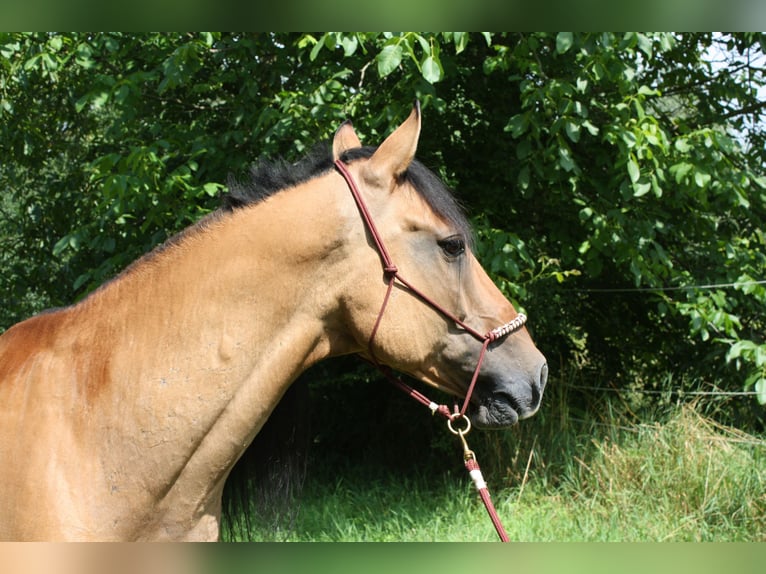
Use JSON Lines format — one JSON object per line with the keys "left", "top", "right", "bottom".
{"left": 223, "top": 406, "right": 765, "bottom": 542}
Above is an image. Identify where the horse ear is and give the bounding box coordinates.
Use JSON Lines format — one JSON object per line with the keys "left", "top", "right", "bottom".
{"left": 332, "top": 120, "right": 362, "bottom": 161}
{"left": 366, "top": 101, "right": 421, "bottom": 185}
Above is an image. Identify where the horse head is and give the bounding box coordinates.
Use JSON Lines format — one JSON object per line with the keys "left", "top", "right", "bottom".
{"left": 331, "top": 103, "right": 548, "bottom": 429}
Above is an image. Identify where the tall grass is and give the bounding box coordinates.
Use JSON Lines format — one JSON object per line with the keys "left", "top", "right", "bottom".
{"left": 506, "top": 407, "right": 765, "bottom": 541}
{"left": 223, "top": 369, "right": 766, "bottom": 542}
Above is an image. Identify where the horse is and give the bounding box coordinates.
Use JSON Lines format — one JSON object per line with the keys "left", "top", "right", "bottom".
{"left": 0, "top": 103, "right": 548, "bottom": 541}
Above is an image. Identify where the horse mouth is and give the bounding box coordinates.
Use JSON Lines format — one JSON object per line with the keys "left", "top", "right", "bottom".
{"left": 469, "top": 392, "right": 524, "bottom": 429}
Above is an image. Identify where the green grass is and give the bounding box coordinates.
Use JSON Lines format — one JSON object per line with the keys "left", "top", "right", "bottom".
{"left": 224, "top": 405, "right": 765, "bottom": 542}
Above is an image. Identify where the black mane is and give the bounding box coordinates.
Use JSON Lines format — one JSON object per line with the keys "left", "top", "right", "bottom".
{"left": 223, "top": 144, "right": 335, "bottom": 211}
{"left": 223, "top": 144, "right": 472, "bottom": 243}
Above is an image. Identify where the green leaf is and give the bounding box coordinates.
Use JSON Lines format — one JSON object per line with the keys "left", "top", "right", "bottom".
{"left": 582, "top": 120, "right": 599, "bottom": 136}
{"left": 421, "top": 55, "right": 442, "bottom": 84}
{"left": 309, "top": 35, "right": 324, "bottom": 61}
{"left": 755, "top": 378, "right": 766, "bottom": 405}
{"left": 694, "top": 171, "right": 711, "bottom": 189}
{"left": 48, "top": 35, "right": 63, "bottom": 52}
{"left": 341, "top": 35, "right": 358, "bottom": 57}
{"left": 669, "top": 162, "right": 693, "bottom": 184}
{"left": 203, "top": 182, "right": 221, "bottom": 197}
{"left": 414, "top": 34, "right": 430, "bottom": 55}
{"left": 377, "top": 43, "right": 402, "bottom": 77}
{"left": 637, "top": 85, "right": 659, "bottom": 96}
{"left": 505, "top": 114, "right": 526, "bottom": 138}
{"left": 621, "top": 130, "right": 637, "bottom": 149}
{"left": 564, "top": 120, "right": 581, "bottom": 143}
{"left": 556, "top": 32, "right": 574, "bottom": 54}
{"left": 674, "top": 138, "right": 692, "bottom": 153}
{"left": 633, "top": 180, "right": 651, "bottom": 197}
{"left": 73, "top": 272, "right": 91, "bottom": 292}
{"left": 558, "top": 146, "right": 576, "bottom": 172}
{"left": 518, "top": 165, "right": 530, "bottom": 190}
{"left": 453, "top": 32, "right": 469, "bottom": 54}
{"left": 74, "top": 42, "right": 95, "bottom": 68}
{"left": 53, "top": 235, "right": 71, "bottom": 257}
{"left": 627, "top": 156, "right": 640, "bottom": 183}
{"left": 726, "top": 341, "right": 755, "bottom": 363}
{"left": 0, "top": 40, "right": 20, "bottom": 59}
{"left": 636, "top": 33, "right": 653, "bottom": 57}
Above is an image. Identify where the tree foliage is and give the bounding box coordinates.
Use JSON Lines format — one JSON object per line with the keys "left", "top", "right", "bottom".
{"left": 1, "top": 32, "right": 765, "bottom": 407}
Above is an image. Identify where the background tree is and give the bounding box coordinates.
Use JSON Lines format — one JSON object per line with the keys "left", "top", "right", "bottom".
{"left": 1, "top": 32, "right": 764, "bottom": 421}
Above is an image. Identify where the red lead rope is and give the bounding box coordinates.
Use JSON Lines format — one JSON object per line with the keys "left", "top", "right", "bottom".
{"left": 334, "top": 159, "right": 522, "bottom": 542}
{"left": 449, "top": 415, "right": 510, "bottom": 542}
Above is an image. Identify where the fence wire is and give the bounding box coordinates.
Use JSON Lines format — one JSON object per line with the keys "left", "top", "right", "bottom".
{"left": 569, "top": 279, "right": 766, "bottom": 294}
{"left": 569, "top": 385, "right": 758, "bottom": 398}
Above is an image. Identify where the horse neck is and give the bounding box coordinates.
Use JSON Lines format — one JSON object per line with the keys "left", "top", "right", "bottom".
{"left": 71, "top": 175, "right": 355, "bottom": 536}
{"left": 88, "top": 176, "right": 351, "bottom": 375}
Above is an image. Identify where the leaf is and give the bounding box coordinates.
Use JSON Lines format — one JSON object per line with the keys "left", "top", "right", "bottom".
{"left": 309, "top": 34, "right": 324, "bottom": 61}
{"left": 674, "top": 138, "right": 692, "bottom": 153}
{"left": 73, "top": 272, "right": 91, "bottom": 292}
{"left": 579, "top": 207, "right": 593, "bottom": 221}
{"left": 627, "top": 156, "right": 640, "bottom": 183}
{"left": 564, "top": 120, "right": 581, "bottom": 143}
{"left": 694, "top": 171, "right": 711, "bottom": 189}
{"left": 0, "top": 40, "right": 20, "bottom": 59}
{"left": 636, "top": 33, "right": 653, "bottom": 58}
{"left": 341, "top": 35, "right": 358, "bottom": 57}
{"left": 558, "top": 146, "right": 576, "bottom": 172}
{"left": 48, "top": 36, "right": 63, "bottom": 52}
{"left": 53, "top": 235, "right": 71, "bottom": 257}
{"left": 74, "top": 42, "right": 95, "bottom": 68}
{"left": 633, "top": 180, "right": 651, "bottom": 197}
{"left": 203, "top": 182, "right": 221, "bottom": 197}
{"left": 637, "top": 85, "right": 659, "bottom": 96}
{"left": 556, "top": 32, "right": 574, "bottom": 54}
{"left": 376, "top": 43, "right": 402, "bottom": 77}
{"left": 582, "top": 120, "right": 599, "bottom": 136}
{"left": 505, "top": 114, "right": 526, "bottom": 138}
{"left": 726, "top": 341, "right": 755, "bottom": 363}
{"left": 518, "top": 165, "right": 530, "bottom": 190}
{"left": 754, "top": 345, "right": 766, "bottom": 368}
{"left": 414, "top": 34, "right": 430, "bottom": 55}
{"left": 421, "top": 55, "right": 442, "bottom": 84}
{"left": 621, "top": 130, "right": 637, "bottom": 149}
{"left": 755, "top": 378, "right": 766, "bottom": 405}
{"left": 453, "top": 32, "right": 469, "bottom": 54}
{"left": 669, "top": 162, "right": 693, "bottom": 184}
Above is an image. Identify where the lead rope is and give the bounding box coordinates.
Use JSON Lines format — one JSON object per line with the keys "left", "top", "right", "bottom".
{"left": 334, "top": 159, "right": 522, "bottom": 542}
{"left": 449, "top": 416, "right": 510, "bottom": 542}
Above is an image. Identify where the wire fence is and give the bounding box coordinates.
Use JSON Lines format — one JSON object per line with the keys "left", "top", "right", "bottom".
{"left": 568, "top": 385, "right": 758, "bottom": 398}
{"left": 569, "top": 279, "right": 766, "bottom": 294}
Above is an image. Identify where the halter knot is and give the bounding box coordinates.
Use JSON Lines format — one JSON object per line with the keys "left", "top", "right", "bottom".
{"left": 383, "top": 265, "right": 399, "bottom": 275}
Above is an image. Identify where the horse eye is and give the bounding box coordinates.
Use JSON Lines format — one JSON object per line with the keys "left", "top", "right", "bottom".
{"left": 438, "top": 236, "right": 466, "bottom": 257}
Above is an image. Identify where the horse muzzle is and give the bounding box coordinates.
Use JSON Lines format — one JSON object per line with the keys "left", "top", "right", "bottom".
{"left": 469, "top": 361, "right": 548, "bottom": 429}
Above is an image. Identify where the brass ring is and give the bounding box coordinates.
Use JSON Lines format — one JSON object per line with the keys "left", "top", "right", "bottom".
{"left": 447, "top": 414, "right": 471, "bottom": 436}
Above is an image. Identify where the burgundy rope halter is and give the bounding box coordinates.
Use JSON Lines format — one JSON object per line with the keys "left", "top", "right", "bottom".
{"left": 335, "top": 158, "right": 528, "bottom": 541}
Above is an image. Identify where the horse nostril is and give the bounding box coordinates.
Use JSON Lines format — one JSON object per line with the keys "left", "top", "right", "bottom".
{"left": 538, "top": 362, "right": 549, "bottom": 392}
